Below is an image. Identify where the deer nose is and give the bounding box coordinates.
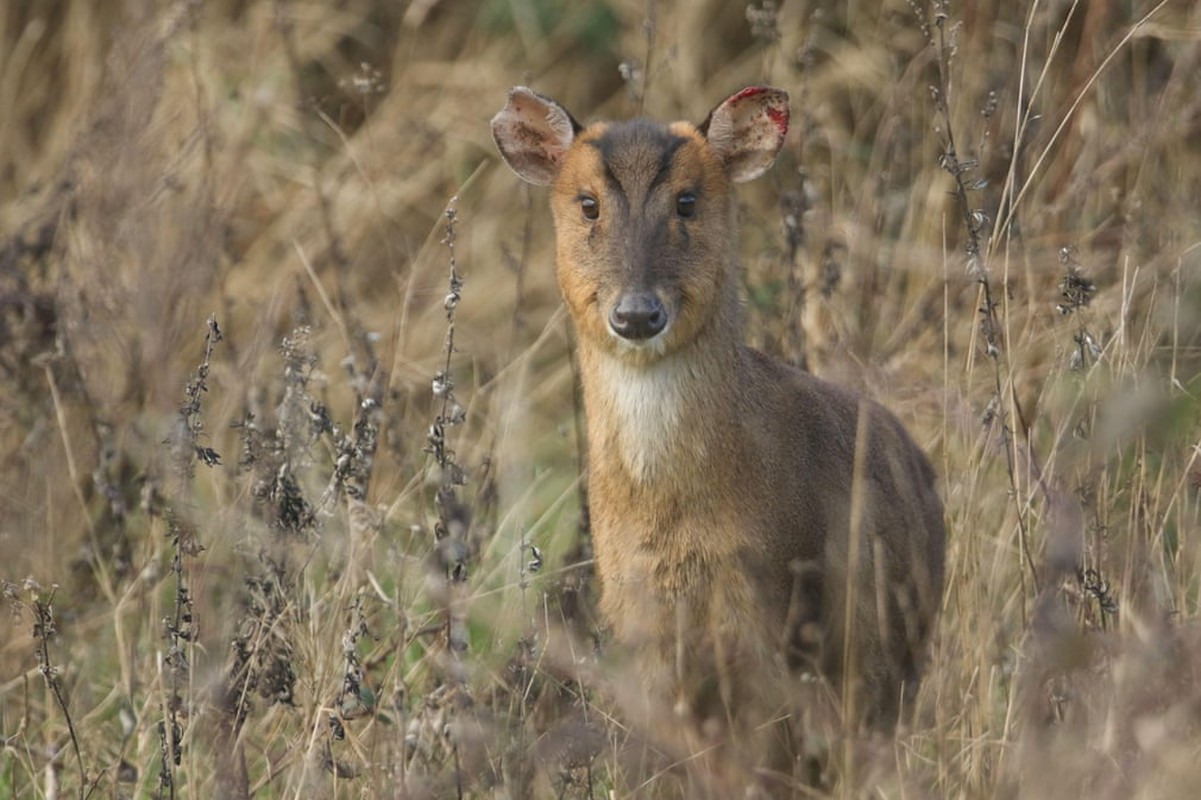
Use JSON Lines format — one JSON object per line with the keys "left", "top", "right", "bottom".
{"left": 609, "top": 293, "right": 668, "bottom": 340}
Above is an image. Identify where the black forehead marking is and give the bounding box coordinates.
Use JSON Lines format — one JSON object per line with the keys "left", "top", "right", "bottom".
{"left": 586, "top": 119, "right": 689, "bottom": 193}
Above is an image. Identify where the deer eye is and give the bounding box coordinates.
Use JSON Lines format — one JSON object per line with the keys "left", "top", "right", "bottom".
{"left": 676, "top": 192, "right": 697, "bottom": 218}
{"left": 579, "top": 194, "right": 599, "bottom": 221}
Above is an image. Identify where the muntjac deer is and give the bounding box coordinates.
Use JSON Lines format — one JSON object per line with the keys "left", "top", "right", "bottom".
{"left": 492, "top": 86, "right": 945, "bottom": 757}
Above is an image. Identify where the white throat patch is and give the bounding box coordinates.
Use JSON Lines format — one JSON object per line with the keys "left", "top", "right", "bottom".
{"left": 593, "top": 355, "right": 694, "bottom": 483}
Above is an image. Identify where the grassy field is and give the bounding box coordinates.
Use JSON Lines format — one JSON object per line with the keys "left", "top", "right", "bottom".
{"left": 2, "top": 0, "right": 1200, "bottom": 797}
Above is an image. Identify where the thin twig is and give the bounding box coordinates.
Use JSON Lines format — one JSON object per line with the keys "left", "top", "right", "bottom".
{"left": 638, "top": 0, "right": 657, "bottom": 114}
{"left": 929, "top": 2, "right": 1041, "bottom": 599}
{"left": 31, "top": 587, "right": 88, "bottom": 800}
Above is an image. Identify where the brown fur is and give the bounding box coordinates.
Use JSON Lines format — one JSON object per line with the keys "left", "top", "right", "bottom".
{"left": 493, "top": 86, "right": 946, "bottom": 780}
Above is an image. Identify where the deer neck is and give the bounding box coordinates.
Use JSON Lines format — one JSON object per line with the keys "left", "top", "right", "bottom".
{"left": 578, "top": 315, "right": 745, "bottom": 488}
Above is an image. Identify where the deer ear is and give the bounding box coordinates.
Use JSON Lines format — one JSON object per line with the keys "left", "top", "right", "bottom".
{"left": 491, "top": 87, "right": 582, "bottom": 186}
{"left": 699, "top": 87, "right": 789, "bottom": 183}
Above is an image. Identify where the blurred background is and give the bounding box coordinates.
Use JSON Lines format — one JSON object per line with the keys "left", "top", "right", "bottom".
{"left": 2, "top": 1, "right": 1200, "bottom": 797}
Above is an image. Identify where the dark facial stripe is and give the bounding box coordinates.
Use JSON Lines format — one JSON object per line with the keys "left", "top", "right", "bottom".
{"left": 648, "top": 135, "right": 688, "bottom": 193}
{"left": 586, "top": 120, "right": 689, "bottom": 196}
{"left": 601, "top": 159, "right": 621, "bottom": 194}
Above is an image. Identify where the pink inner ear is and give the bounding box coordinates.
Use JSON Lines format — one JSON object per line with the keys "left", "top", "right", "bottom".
{"left": 492, "top": 87, "right": 578, "bottom": 185}
{"left": 729, "top": 87, "right": 789, "bottom": 138}
{"left": 703, "top": 86, "right": 789, "bottom": 183}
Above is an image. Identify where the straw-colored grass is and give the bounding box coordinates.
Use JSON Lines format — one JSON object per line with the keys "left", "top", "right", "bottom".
{"left": 2, "top": 1, "right": 1199, "bottom": 797}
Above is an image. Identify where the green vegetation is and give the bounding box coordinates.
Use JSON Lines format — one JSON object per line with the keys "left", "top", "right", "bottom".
{"left": 2, "top": 1, "right": 1199, "bottom": 797}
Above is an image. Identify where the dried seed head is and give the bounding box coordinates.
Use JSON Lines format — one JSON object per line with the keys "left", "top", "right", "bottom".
{"left": 1058, "top": 265, "right": 1097, "bottom": 315}
{"left": 747, "top": 2, "right": 781, "bottom": 44}
{"left": 965, "top": 253, "right": 986, "bottom": 280}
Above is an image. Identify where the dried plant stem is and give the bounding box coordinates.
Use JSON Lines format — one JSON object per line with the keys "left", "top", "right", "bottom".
{"left": 41, "top": 365, "right": 116, "bottom": 605}
{"left": 638, "top": 0, "right": 657, "bottom": 114}
{"left": 160, "top": 316, "right": 222, "bottom": 798}
{"left": 293, "top": 240, "right": 354, "bottom": 362}
{"left": 931, "top": 5, "right": 1041, "bottom": 601}
{"left": 436, "top": 204, "right": 461, "bottom": 466}
{"left": 426, "top": 196, "right": 470, "bottom": 798}
{"left": 506, "top": 187, "right": 534, "bottom": 357}
{"left": 32, "top": 590, "right": 89, "bottom": 800}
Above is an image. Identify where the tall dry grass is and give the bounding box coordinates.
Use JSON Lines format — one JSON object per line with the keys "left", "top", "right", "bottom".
{"left": 1, "top": 0, "right": 1199, "bottom": 797}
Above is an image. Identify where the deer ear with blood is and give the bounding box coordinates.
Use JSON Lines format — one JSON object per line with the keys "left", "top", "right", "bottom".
{"left": 491, "top": 86, "right": 583, "bottom": 186}
{"left": 699, "top": 87, "right": 790, "bottom": 184}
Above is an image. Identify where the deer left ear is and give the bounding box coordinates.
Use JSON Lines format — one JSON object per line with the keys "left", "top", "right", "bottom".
{"left": 699, "top": 87, "right": 789, "bottom": 183}
{"left": 492, "top": 87, "right": 582, "bottom": 186}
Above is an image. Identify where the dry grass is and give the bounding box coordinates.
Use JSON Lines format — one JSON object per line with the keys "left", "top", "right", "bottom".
{"left": 1, "top": 0, "right": 1200, "bottom": 797}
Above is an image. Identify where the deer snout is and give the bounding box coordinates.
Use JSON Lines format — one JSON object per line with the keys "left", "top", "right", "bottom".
{"left": 608, "top": 292, "right": 668, "bottom": 341}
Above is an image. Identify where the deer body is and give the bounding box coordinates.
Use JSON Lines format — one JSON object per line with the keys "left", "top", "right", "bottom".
{"left": 493, "top": 87, "right": 945, "bottom": 731}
